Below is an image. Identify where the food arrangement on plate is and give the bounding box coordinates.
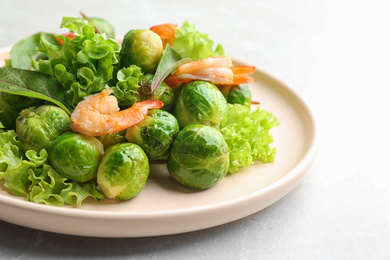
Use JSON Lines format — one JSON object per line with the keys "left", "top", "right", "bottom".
{"left": 0, "top": 14, "right": 278, "bottom": 207}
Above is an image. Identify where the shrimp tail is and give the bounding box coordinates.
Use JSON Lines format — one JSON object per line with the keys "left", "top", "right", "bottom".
{"left": 150, "top": 23, "right": 177, "bottom": 48}
{"left": 70, "top": 87, "right": 164, "bottom": 136}
{"left": 168, "top": 56, "right": 256, "bottom": 86}
{"left": 230, "top": 66, "right": 257, "bottom": 85}
{"left": 107, "top": 100, "right": 164, "bottom": 134}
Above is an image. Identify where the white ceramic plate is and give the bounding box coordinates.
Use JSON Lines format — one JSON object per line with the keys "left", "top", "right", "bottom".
{"left": 0, "top": 46, "right": 317, "bottom": 237}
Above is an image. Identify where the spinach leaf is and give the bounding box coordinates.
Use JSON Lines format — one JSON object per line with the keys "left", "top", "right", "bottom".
{"left": 151, "top": 45, "right": 191, "bottom": 92}
{"left": 0, "top": 67, "right": 72, "bottom": 114}
{"left": 8, "top": 32, "right": 56, "bottom": 69}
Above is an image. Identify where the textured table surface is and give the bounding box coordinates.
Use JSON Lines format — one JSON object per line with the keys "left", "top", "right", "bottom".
{"left": 1, "top": 0, "right": 389, "bottom": 259}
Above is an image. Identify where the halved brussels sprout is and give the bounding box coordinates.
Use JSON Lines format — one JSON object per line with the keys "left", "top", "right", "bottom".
{"left": 173, "top": 81, "right": 228, "bottom": 130}
{"left": 120, "top": 29, "right": 163, "bottom": 74}
{"left": 0, "top": 92, "right": 43, "bottom": 130}
{"left": 126, "top": 109, "right": 179, "bottom": 160}
{"left": 16, "top": 105, "right": 71, "bottom": 152}
{"left": 168, "top": 124, "right": 229, "bottom": 189}
{"left": 218, "top": 83, "right": 252, "bottom": 107}
{"left": 49, "top": 132, "right": 104, "bottom": 183}
{"left": 97, "top": 142, "right": 149, "bottom": 200}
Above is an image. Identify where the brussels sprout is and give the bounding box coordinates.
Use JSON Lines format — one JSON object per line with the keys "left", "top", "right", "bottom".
{"left": 218, "top": 83, "right": 252, "bottom": 107}
{"left": 90, "top": 17, "right": 115, "bottom": 38}
{"left": 126, "top": 109, "right": 179, "bottom": 160}
{"left": 168, "top": 124, "right": 229, "bottom": 189}
{"left": 120, "top": 29, "right": 163, "bottom": 74}
{"left": 15, "top": 105, "right": 71, "bottom": 152}
{"left": 173, "top": 81, "right": 228, "bottom": 129}
{"left": 152, "top": 83, "right": 175, "bottom": 112}
{"left": 0, "top": 92, "right": 43, "bottom": 130}
{"left": 97, "top": 143, "right": 149, "bottom": 200}
{"left": 138, "top": 74, "right": 174, "bottom": 112}
{"left": 49, "top": 132, "right": 104, "bottom": 183}
{"left": 97, "top": 130, "right": 127, "bottom": 150}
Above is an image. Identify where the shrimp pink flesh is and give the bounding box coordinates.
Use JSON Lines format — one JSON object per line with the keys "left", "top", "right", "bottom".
{"left": 174, "top": 56, "right": 233, "bottom": 84}
{"left": 165, "top": 56, "right": 256, "bottom": 87}
{"left": 71, "top": 88, "right": 164, "bottom": 136}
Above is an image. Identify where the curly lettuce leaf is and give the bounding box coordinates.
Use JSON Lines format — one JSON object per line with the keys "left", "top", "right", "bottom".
{"left": 221, "top": 104, "right": 279, "bottom": 175}
{"left": 112, "top": 65, "right": 143, "bottom": 107}
{"left": 27, "top": 160, "right": 105, "bottom": 207}
{"left": 0, "top": 130, "right": 24, "bottom": 181}
{"left": 171, "top": 21, "right": 225, "bottom": 61}
{"left": 0, "top": 130, "right": 105, "bottom": 206}
{"left": 32, "top": 17, "right": 121, "bottom": 107}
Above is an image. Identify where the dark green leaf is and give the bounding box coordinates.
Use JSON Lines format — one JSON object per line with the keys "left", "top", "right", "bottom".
{"left": 151, "top": 45, "right": 191, "bottom": 92}
{"left": 0, "top": 67, "right": 72, "bottom": 114}
{"left": 9, "top": 32, "right": 57, "bottom": 69}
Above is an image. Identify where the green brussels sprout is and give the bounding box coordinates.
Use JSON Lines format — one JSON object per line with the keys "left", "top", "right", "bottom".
{"left": 138, "top": 74, "right": 175, "bottom": 112}
{"left": 120, "top": 29, "right": 163, "bottom": 74}
{"left": 125, "top": 109, "right": 179, "bottom": 160}
{"left": 90, "top": 17, "right": 115, "bottom": 38}
{"left": 218, "top": 83, "right": 252, "bottom": 107}
{"left": 168, "top": 124, "right": 229, "bottom": 189}
{"left": 0, "top": 92, "right": 43, "bottom": 130}
{"left": 173, "top": 81, "right": 228, "bottom": 130}
{"left": 97, "top": 130, "right": 127, "bottom": 150}
{"left": 97, "top": 143, "right": 149, "bottom": 200}
{"left": 49, "top": 132, "right": 104, "bottom": 183}
{"left": 15, "top": 105, "right": 71, "bottom": 152}
{"left": 152, "top": 83, "right": 175, "bottom": 112}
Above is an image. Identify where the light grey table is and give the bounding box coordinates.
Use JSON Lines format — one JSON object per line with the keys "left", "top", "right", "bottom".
{"left": 1, "top": 0, "right": 389, "bottom": 259}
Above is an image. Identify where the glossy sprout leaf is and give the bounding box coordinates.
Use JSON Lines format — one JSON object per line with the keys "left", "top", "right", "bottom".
{"left": 0, "top": 67, "right": 72, "bottom": 114}
{"left": 120, "top": 29, "right": 163, "bottom": 74}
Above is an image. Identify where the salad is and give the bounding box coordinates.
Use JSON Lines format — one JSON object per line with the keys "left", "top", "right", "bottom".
{"left": 0, "top": 15, "right": 278, "bottom": 207}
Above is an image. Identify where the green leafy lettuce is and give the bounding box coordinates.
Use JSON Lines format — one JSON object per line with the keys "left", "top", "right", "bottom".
{"left": 0, "top": 130, "right": 105, "bottom": 207}
{"left": 221, "top": 104, "right": 279, "bottom": 175}
{"left": 112, "top": 65, "right": 143, "bottom": 107}
{"left": 32, "top": 17, "right": 121, "bottom": 107}
{"left": 171, "top": 21, "right": 225, "bottom": 61}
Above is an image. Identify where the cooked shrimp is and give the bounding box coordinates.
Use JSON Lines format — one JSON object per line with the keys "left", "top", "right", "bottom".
{"left": 150, "top": 23, "right": 177, "bottom": 48}
{"left": 71, "top": 88, "right": 164, "bottom": 136}
{"left": 164, "top": 56, "right": 256, "bottom": 87}
{"left": 175, "top": 56, "right": 233, "bottom": 85}
{"left": 231, "top": 66, "right": 256, "bottom": 84}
